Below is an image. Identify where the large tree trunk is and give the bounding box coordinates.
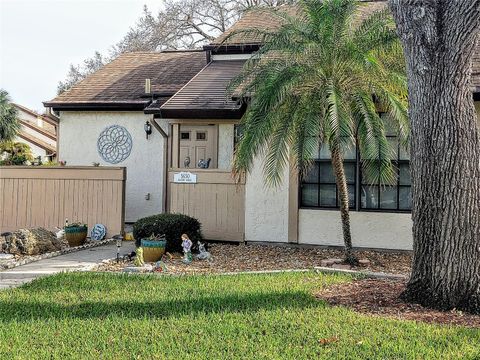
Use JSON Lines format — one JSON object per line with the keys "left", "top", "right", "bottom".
{"left": 331, "top": 144, "right": 358, "bottom": 265}
{"left": 389, "top": 1, "right": 480, "bottom": 313}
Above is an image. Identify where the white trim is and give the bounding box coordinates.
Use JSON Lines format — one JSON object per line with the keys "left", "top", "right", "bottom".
{"left": 211, "top": 54, "right": 253, "bottom": 61}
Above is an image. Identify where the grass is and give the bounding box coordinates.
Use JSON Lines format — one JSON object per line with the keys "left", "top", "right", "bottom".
{"left": 0, "top": 272, "right": 478, "bottom": 359}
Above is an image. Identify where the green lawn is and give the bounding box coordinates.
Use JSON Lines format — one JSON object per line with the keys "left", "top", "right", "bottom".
{"left": 0, "top": 272, "right": 478, "bottom": 359}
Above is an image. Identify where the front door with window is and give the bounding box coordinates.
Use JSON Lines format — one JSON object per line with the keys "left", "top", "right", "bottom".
{"left": 179, "top": 125, "right": 217, "bottom": 169}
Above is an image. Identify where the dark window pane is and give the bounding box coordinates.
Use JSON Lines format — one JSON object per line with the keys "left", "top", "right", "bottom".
{"left": 387, "top": 138, "right": 399, "bottom": 160}
{"left": 319, "top": 185, "right": 336, "bottom": 206}
{"left": 344, "top": 162, "right": 355, "bottom": 183}
{"left": 196, "top": 132, "right": 207, "bottom": 140}
{"left": 399, "top": 186, "right": 412, "bottom": 210}
{"left": 301, "top": 185, "right": 318, "bottom": 207}
{"left": 304, "top": 163, "right": 319, "bottom": 183}
{"left": 319, "top": 163, "right": 335, "bottom": 183}
{"left": 361, "top": 185, "right": 378, "bottom": 209}
{"left": 399, "top": 163, "right": 411, "bottom": 185}
{"left": 380, "top": 186, "right": 398, "bottom": 209}
{"left": 362, "top": 166, "right": 379, "bottom": 185}
{"left": 343, "top": 144, "right": 356, "bottom": 160}
{"left": 399, "top": 146, "right": 410, "bottom": 160}
{"left": 180, "top": 132, "right": 190, "bottom": 140}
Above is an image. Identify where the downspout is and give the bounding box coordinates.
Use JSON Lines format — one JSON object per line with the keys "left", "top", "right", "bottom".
{"left": 150, "top": 115, "right": 169, "bottom": 213}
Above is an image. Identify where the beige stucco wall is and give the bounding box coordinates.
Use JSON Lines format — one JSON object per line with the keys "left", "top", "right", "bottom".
{"left": 475, "top": 101, "right": 479, "bottom": 121}
{"left": 244, "top": 156, "right": 290, "bottom": 243}
{"left": 299, "top": 209, "right": 413, "bottom": 250}
{"left": 218, "top": 124, "right": 234, "bottom": 170}
{"left": 58, "top": 111, "right": 165, "bottom": 222}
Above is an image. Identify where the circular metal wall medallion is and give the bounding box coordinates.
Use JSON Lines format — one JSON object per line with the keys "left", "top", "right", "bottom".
{"left": 97, "top": 125, "right": 133, "bottom": 164}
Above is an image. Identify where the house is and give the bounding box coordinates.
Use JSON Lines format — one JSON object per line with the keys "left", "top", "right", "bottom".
{"left": 44, "top": 1, "right": 480, "bottom": 250}
{"left": 12, "top": 103, "right": 58, "bottom": 162}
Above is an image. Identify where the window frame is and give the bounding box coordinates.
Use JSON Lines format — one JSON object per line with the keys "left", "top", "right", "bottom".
{"left": 299, "top": 138, "right": 412, "bottom": 214}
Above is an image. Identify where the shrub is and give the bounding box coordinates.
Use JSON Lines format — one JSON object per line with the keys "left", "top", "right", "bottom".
{"left": 133, "top": 213, "right": 203, "bottom": 253}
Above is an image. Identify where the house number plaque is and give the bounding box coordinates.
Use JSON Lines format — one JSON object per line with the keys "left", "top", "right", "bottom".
{"left": 173, "top": 172, "right": 197, "bottom": 183}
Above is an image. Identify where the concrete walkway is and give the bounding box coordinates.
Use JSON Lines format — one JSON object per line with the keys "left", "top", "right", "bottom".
{"left": 0, "top": 242, "right": 136, "bottom": 289}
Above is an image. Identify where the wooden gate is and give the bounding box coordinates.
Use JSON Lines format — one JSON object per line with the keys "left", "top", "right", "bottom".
{"left": 168, "top": 169, "right": 245, "bottom": 241}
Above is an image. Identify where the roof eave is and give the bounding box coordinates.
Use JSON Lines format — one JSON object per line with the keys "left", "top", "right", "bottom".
{"left": 158, "top": 106, "right": 245, "bottom": 119}
{"left": 43, "top": 101, "right": 150, "bottom": 112}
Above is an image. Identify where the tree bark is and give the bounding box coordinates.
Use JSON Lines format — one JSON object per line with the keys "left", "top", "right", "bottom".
{"left": 331, "top": 143, "right": 358, "bottom": 265}
{"left": 389, "top": 0, "right": 480, "bottom": 313}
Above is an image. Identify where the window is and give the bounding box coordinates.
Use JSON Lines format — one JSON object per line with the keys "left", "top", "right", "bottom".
{"left": 300, "top": 119, "right": 411, "bottom": 212}
{"left": 180, "top": 132, "right": 190, "bottom": 140}
{"left": 301, "top": 144, "right": 356, "bottom": 208}
{"left": 196, "top": 131, "right": 207, "bottom": 140}
{"left": 360, "top": 137, "right": 411, "bottom": 211}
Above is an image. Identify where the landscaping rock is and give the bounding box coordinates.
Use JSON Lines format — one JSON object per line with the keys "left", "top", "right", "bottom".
{"left": 0, "top": 254, "right": 14, "bottom": 260}
{"left": 359, "top": 259, "right": 371, "bottom": 266}
{"left": 0, "top": 228, "right": 68, "bottom": 256}
{"left": 331, "top": 264, "right": 352, "bottom": 270}
{"left": 320, "top": 259, "right": 335, "bottom": 267}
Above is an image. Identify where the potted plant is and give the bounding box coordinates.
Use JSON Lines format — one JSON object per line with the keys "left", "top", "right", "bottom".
{"left": 64, "top": 222, "right": 88, "bottom": 247}
{"left": 141, "top": 233, "right": 166, "bottom": 262}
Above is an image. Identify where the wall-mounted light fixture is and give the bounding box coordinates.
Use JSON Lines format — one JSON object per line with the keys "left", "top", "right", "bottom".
{"left": 144, "top": 120, "right": 152, "bottom": 139}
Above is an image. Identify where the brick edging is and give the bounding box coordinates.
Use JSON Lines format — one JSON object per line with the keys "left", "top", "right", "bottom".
{"left": 0, "top": 239, "right": 116, "bottom": 271}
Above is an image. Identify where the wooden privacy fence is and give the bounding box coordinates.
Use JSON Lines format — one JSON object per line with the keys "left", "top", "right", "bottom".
{"left": 0, "top": 166, "right": 126, "bottom": 238}
{"left": 168, "top": 169, "right": 245, "bottom": 242}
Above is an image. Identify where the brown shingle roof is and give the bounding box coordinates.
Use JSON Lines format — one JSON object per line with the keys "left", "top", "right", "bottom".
{"left": 210, "top": 2, "right": 387, "bottom": 46}
{"left": 159, "top": 61, "right": 245, "bottom": 119}
{"left": 18, "top": 131, "right": 56, "bottom": 155}
{"left": 44, "top": 51, "right": 207, "bottom": 110}
{"left": 210, "top": 1, "right": 480, "bottom": 93}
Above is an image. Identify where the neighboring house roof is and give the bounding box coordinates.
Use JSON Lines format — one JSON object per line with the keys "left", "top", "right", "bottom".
{"left": 159, "top": 60, "right": 246, "bottom": 119}
{"left": 44, "top": 50, "right": 208, "bottom": 111}
{"left": 19, "top": 119, "right": 56, "bottom": 141}
{"left": 18, "top": 131, "right": 56, "bottom": 155}
{"left": 12, "top": 103, "right": 58, "bottom": 132}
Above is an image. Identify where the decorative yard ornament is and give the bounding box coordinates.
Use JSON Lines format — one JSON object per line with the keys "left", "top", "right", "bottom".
{"left": 90, "top": 224, "right": 107, "bottom": 241}
{"left": 97, "top": 125, "right": 133, "bottom": 164}
{"left": 181, "top": 233, "right": 193, "bottom": 264}
{"left": 197, "top": 158, "right": 211, "bottom": 169}
{"left": 184, "top": 156, "right": 190, "bottom": 168}
{"left": 196, "top": 241, "right": 211, "bottom": 261}
{"left": 134, "top": 247, "right": 145, "bottom": 267}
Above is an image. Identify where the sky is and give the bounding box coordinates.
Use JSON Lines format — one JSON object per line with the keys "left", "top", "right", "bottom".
{"left": 0, "top": 0, "right": 162, "bottom": 112}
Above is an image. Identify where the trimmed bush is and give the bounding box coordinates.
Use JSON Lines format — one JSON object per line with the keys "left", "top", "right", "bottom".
{"left": 133, "top": 213, "right": 203, "bottom": 253}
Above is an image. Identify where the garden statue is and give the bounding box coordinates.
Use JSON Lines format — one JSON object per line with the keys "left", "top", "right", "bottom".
{"left": 181, "top": 233, "right": 193, "bottom": 264}
{"left": 134, "top": 247, "right": 145, "bottom": 267}
{"left": 197, "top": 158, "right": 211, "bottom": 169}
{"left": 196, "top": 241, "right": 211, "bottom": 260}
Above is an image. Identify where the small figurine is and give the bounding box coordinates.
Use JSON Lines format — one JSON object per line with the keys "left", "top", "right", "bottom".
{"left": 134, "top": 247, "right": 145, "bottom": 267}
{"left": 196, "top": 241, "right": 211, "bottom": 260}
{"left": 181, "top": 233, "right": 193, "bottom": 264}
{"left": 154, "top": 260, "right": 168, "bottom": 272}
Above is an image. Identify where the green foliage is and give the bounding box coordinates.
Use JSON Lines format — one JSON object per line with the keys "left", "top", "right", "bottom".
{"left": 229, "top": 0, "right": 409, "bottom": 186}
{"left": 0, "top": 89, "right": 20, "bottom": 142}
{"left": 0, "top": 141, "right": 34, "bottom": 165}
{"left": 133, "top": 213, "right": 203, "bottom": 252}
{"left": 0, "top": 272, "right": 477, "bottom": 359}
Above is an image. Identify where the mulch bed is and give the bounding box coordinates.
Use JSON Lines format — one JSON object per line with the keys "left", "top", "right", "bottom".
{"left": 96, "top": 242, "right": 412, "bottom": 275}
{"left": 316, "top": 279, "right": 480, "bottom": 328}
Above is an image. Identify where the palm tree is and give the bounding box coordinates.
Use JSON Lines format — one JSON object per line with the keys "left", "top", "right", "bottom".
{"left": 0, "top": 89, "right": 20, "bottom": 142}
{"left": 230, "top": 0, "right": 409, "bottom": 264}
